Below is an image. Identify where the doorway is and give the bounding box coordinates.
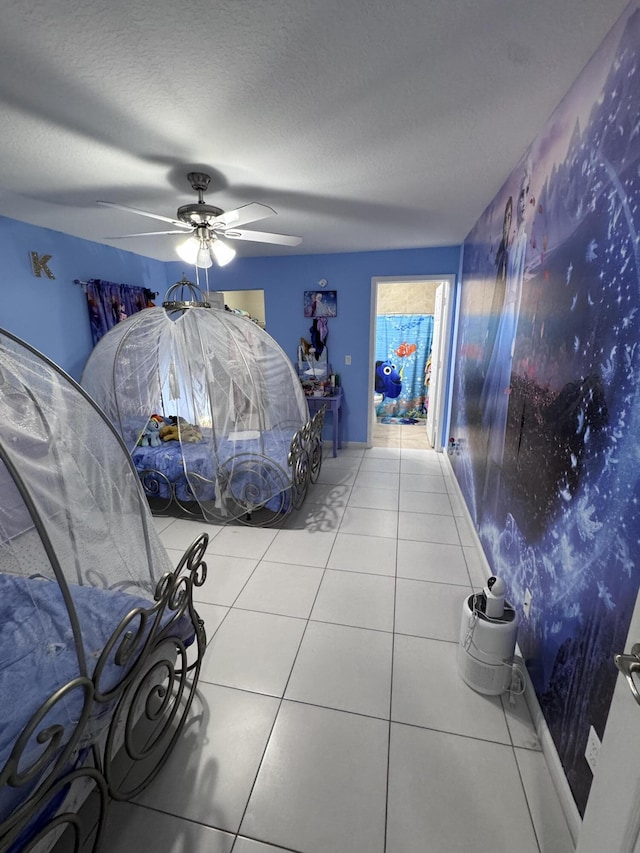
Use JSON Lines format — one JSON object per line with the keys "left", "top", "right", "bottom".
{"left": 367, "top": 276, "right": 455, "bottom": 450}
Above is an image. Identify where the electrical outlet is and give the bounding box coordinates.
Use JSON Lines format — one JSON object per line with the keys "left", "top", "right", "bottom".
{"left": 523, "top": 588, "right": 533, "bottom": 618}
{"left": 345, "top": 355, "right": 352, "bottom": 365}
{"left": 585, "top": 725, "right": 601, "bottom": 774}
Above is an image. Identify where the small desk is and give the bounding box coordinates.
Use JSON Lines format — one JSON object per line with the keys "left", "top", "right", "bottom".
{"left": 306, "top": 388, "right": 343, "bottom": 457}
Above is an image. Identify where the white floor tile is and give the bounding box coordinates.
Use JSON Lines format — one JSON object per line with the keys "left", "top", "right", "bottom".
{"left": 327, "top": 532, "right": 397, "bottom": 576}
{"left": 315, "top": 464, "right": 358, "bottom": 486}
{"left": 353, "top": 470, "right": 400, "bottom": 491}
{"left": 515, "top": 747, "right": 575, "bottom": 853}
{"left": 233, "top": 560, "right": 324, "bottom": 618}
{"left": 199, "top": 609, "right": 306, "bottom": 696}
{"left": 362, "top": 446, "right": 401, "bottom": 459}
{"left": 197, "top": 602, "right": 230, "bottom": 639}
{"left": 285, "top": 621, "right": 393, "bottom": 718}
{"left": 391, "top": 634, "right": 511, "bottom": 743}
{"left": 396, "top": 539, "right": 470, "bottom": 585}
{"left": 233, "top": 838, "right": 294, "bottom": 853}
{"left": 347, "top": 485, "right": 399, "bottom": 510}
{"left": 336, "top": 447, "right": 365, "bottom": 459}
{"left": 304, "top": 482, "right": 352, "bottom": 507}
{"left": 281, "top": 500, "right": 344, "bottom": 531}
{"left": 400, "top": 447, "right": 436, "bottom": 462}
{"left": 189, "top": 553, "right": 258, "bottom": 607}
{"left": 398, "top": 490, "right": 453, "bottom": 515}
{"left": 262, "top": 529, "right": 337, "bottom": 567}
{"left": 159, "top": 518, "right": 219, "bottom": 551}
{"left": 205, "top": 526, "right": 278, "bottom": 560}
{"left": 240, "top": 702, "right": 388, "bottom": 853}
{"left": 399, "top": 472, "right": 447, "bottom": 493}
{"left": 395, "top": 579, "right": 469, "bottom": 641}
{"left": 398, "top": 511, "right": 460, "bottom": 544}
{"left": 339, "top": 506, "right": 398, "bottom": 538}
{"left": 399, "top": 458, "right": 442, "bottom": 476}
{"left": 358, "top": 457, "right": 401, "bottom": 473}
{"left": 134, "top": 683, "right": 279, "bottom": 834}
{"left": 100, "top": 803, "right": 235, "bottom": 852}
{"left": 311, "top": 569, "right": 395, "bottom": 632}
{"left": 151, "top": 514, "right": 177, "bottom": 533}
{"left": 387, "top": 723, "right": 539, "bottom": 853}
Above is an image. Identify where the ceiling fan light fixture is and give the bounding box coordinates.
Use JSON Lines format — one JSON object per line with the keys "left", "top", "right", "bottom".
{"left": 210, "top": 238, "right": 236, "bottom": 267}
{"left": 176, "top": 236, "right": 200, "bottom": 265}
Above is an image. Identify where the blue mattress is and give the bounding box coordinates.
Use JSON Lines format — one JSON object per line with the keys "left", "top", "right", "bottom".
{"left": 0, "top": 573, "right": 195, "bottom": 828}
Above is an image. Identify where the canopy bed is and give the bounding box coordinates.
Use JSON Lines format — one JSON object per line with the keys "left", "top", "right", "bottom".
{"left": 81, "top": 279, "right": 325, "bottom": 526}
{"left": 0, "top": 328, "right": 208, "bottom": 853}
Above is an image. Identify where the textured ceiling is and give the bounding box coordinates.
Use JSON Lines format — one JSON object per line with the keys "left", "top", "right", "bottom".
{"left": 0, "top": 0, "right": 631, "bottom": 261}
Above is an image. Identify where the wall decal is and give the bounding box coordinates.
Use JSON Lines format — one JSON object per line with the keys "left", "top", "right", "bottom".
{"left": 448, "top": 5, "right": 640, "bottom": 816}
{"left": 30, "top": 252, "right": 55, "bottom": 280}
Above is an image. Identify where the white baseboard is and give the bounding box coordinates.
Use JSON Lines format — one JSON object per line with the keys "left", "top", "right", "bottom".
{"left": 442, "top": 452, "right": 581, "bottom": 844}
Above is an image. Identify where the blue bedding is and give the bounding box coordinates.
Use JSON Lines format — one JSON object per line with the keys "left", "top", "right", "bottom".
{"left": 0, "top": 573, "right": 195, "bottom": 826}
{"left": 129, "top": 421, "right": 296, "bottom": 511}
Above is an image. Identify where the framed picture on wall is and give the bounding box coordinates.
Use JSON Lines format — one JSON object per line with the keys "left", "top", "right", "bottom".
{"left": 304, "top": 290, "right": 337, "bottom": 318}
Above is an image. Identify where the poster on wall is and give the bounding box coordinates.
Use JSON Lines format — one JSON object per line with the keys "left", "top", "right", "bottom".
{"left": 448, "top": 6, "right": 640, "bottom": 815}
{"left": 303, "top": 290, "right": 337, "bottom": 318}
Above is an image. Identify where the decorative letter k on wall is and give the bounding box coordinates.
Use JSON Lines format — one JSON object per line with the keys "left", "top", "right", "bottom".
{"left": 30, "top": 251, "right": 55, "bottom": 279}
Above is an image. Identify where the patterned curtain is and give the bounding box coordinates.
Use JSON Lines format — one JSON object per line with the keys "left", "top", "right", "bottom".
{"left": 85, "top": 279, "right": 154, "bottom": 345}
{"left": 375, "top": 314, "right": 434, "bottom": 420}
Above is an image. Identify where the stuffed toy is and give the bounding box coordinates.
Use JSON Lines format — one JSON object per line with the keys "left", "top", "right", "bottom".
{"left": 138, "top": 414, "right": 164, "bottom": 447}
{"left": 160, "top": 416, "right": 203, "bottom": 443}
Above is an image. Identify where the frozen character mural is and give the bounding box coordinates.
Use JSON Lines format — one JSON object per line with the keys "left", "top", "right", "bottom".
{"left": 480, "top": 166, "right": 531, "bottom": 520}
{"left": 448, "top": 6, "right": 640, "bottom": 816}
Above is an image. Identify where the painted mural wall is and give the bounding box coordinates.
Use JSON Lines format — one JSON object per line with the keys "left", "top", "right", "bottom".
{"left": 449, "top": 2, "right": 640, "bottom": 815}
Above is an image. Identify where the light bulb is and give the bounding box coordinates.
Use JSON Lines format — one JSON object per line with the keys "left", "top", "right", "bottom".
{"left": 210, "top": 238, "right": 236, "bottom": 267}
{"left": 196, "top": 241, "right": 213, "bottom": 269}
{"left": 176, "top": 236, "right": 199, "bottom": 265}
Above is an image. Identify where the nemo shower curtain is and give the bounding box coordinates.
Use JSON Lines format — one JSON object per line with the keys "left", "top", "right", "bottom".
{"left": 375, "top": 314, "right": 434, "bottom": 420}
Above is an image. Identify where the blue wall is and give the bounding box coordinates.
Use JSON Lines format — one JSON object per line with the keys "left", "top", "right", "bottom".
{"left": 166, "top": 246, "right": 460, "bottom": 443}
{"left": 0, "top": 214, "right": 459, "bottom": 444}
{"left": 0, "top": 216, "right": 171, "bottom": 380}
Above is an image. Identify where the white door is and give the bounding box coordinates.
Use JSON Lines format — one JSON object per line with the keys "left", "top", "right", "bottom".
{"left": 426, "top": 283, "right": 445, "bottom": 449}
{"left": 577, "top": 584, "right": 640, "bottom": 852}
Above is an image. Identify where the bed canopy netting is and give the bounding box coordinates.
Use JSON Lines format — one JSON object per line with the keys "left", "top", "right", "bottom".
{"left": 81, "top": 279, "right": 325, "bottom": 526}
{"left": 0, "top": 328, "right": 208, "bottom": 853}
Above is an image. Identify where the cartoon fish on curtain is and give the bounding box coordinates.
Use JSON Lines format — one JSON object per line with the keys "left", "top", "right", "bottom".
{"left": 375, "top": 360, "right": 402, "bottom": 398}
{"left": 395, "top": 342, "right": 416, "bottom": 358}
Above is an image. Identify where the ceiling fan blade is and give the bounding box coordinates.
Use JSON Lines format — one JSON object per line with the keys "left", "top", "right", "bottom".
{"left": 97, "top": 200, "right": 190, "bottom": 230}
{"left": 212, "top": 202, "right": 276, "bottom": 230}
{"left": 107, "top": 229, "right": 190, "bottom": 238}
{"left": 224, "top": 228, "right": 302, "bottom": 246}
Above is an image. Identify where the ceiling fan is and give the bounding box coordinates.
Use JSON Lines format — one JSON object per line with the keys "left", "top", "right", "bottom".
{"left": 97, "top": 171, "right": 302, "bottom": 268}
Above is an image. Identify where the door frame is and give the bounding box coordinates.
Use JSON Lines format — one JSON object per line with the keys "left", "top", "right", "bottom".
{"left": 367, "top": 274, "right": 455, "bottom": 449}
{"left": 577, "top": 583, "right": 640, "bottom": 852}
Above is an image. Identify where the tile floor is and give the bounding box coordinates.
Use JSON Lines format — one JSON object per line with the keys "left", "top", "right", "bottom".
{"left": 96, "top": 422, "right": 575, "bottom": 852}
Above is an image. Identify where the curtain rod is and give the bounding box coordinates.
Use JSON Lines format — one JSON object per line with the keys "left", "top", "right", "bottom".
{"left": 73, "top": 279, "right": 158, "bottom": 296}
